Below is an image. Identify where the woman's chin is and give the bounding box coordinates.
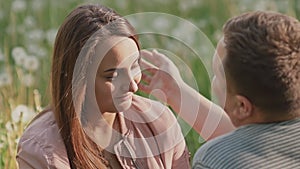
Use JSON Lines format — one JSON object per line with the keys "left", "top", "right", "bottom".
{"left": 114, "top": 99, "right": 133, "bottom": 112}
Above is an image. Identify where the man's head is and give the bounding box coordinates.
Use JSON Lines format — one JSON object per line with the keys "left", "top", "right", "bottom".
{"left": 215, "top": 11, "right": 300, "bottom": 126}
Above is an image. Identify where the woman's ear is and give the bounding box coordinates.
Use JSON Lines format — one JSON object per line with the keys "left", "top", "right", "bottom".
{"left": 232, "top": 95, "right": 253, "bottom": 120}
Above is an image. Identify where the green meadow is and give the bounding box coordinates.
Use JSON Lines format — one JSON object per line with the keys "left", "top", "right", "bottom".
{"left": 0, "top": 0, "right": 298, "bottom": 168}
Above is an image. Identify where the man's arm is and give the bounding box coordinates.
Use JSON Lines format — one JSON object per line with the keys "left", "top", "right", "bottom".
{"left": 139, "top": 50, "right": 235, "bottom": 140}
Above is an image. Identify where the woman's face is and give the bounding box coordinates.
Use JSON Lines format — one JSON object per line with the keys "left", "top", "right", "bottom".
{"left": 95, "top": 37, "right": 141, "bottom": 113}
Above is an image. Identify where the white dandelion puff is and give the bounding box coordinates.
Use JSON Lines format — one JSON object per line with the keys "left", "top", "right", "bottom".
{"left": 5, "top": 122, "right": 14, "bottom": 132}
{"left": 27, "top": 44, "right": 47, "bottom": 58}
{"left": 27, "top": 29, "right": 44, "bottom": 42}
{"left": 12, "top": 47, "right": 27, "bottom": 65}
{"left": 0, "top": 73, "right": 13, "bottom": 87}
{"left": 46, "top": 29, "right": 58, "bottom": 45}
{"left": 15, "top": 137, "right": 20, "bottom": 144}
{"left": 36, "top": 48, "right": 47, "bottom": 58}
{"left": 31, "top": 0, "right": 44, "bottom": 11}
{"left": 153, "top": 17, "right": 170, "bottom": 31}
{"left": 179, "top": 0, "right": 202, "bottom": 12}
{"left": 172, "top": 22, "right": 196, "bottom": 44}
{"left": 11, "top": 104, "right": 35, "bottom": 123}
{"left": 24, "top": 16, "right": 36, "bottom": 28}
{"left": 21, "top": 74, "right": 35, "bottom": 87}
{"left": 23, "top": 56, "right": 39, "bottom": 71}
{"left": 11, "top": 0, "right": 27, "bottom": 12}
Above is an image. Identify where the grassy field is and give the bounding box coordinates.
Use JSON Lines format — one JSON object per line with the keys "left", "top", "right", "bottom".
{"left": 0, "top": 0, "right": 299, "bottom": 168}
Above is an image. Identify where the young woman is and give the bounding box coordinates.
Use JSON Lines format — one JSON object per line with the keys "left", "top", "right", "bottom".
{"left": 16, "top": 4, "right": 190, "bottom": 169}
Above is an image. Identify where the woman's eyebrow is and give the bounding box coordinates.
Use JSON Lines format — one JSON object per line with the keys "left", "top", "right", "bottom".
{"left": 103, "top": 54, "right": 140, "bottom": 73}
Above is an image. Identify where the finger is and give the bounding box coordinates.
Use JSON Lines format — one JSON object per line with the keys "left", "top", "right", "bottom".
{"left": 138, "top": 83, "right": 151, "bottom": 94}
{"left": 152, "top": 49, "right": 172, "bottom": 63}
{"left": 141, "top": 72, "right": 152, "bottom": 84}
{"left": 140, "top": 58, "right": 158, "bottom": 70}
{"left": 140, "top": 50, "right": 162, "bottom": 67}
{"left": 142, "top": 67, "right": 157, "bottom": 76}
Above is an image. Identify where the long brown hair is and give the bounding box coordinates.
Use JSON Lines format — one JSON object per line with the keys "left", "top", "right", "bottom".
{"left": 51, "top": 4, "right": 139, "bottom": 168}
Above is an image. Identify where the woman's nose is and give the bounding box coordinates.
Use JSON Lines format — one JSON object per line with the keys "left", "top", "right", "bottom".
{"left": 120, "top": 75, "right": 139, "bottom": 93}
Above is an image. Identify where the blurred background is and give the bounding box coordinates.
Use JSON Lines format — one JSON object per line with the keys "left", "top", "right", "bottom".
{"left": 0, "top": 0, "right": 299, "bottom": 168}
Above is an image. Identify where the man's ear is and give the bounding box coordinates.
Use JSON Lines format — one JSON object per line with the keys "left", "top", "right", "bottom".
{"left": 232, "top": 95, "right": 253, "bottom": 120}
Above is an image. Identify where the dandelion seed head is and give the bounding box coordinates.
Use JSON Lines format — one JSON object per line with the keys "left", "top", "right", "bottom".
{"left": 12, "top": 47, "right": 27, "bottom": 65}
{"left": 46, "top": 29, "right": 58, "bottom": 45}
{"left": 24, "top": 16, "right": 36, "bottom": 28}
{"left": 5, "top": 122, "right": 13, "bottom": 132}
{"left": 31, "top": 0, "right": 44, "bottom": 11}
{"left": 11, "top": 104, "right": 35, "bottom": 123}
{"left": 11, "top": 0, "right": 27, "bottom": 12}
{"left": 15, "top": 137, "right": 20, "bottom": 144}
{"left": 27, "top": 29, "right": 44, "bottom": 42}
{"left": 27, "top": 44, "right": 47, "bottom": 58}
{"left": 172, "top": 22, "right": 196, "bottom": 44}
{"left": 179, "top": 0, "right": 202, "bottom": 12}
{"left": 0, "top": 73, "right": 13, "bottom": 87}
{"left": 153, "top": 17, "right": 170, "bottom": 31}
{"left": 23, "top": 56, "right": 39, "bottom": 71}
{"left": 21, "top": 74, "right": 35, "bottom": 87}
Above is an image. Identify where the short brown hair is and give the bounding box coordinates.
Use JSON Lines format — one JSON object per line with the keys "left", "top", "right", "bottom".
{"left": 223, "top": 11, "right": 300, "bottom": 116}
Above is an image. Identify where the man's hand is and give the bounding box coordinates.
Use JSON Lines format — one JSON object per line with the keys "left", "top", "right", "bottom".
{"left": 139, "top": 49, "right": 184, "bottom": 104}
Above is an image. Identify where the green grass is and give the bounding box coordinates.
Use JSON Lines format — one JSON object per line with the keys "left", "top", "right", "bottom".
{"left": 0, "top": 0, "right": 298, "bottom": 168}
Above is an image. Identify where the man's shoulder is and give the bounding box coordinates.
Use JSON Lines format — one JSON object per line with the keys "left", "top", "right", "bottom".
{"left": 193, "top": 131, "right": 237, "bottom": 161}
{"left": 193, "top": 119, "right": 300, "bottom": 168}
{"left": 192, "top": 126, "right": 253, "bottom": 168}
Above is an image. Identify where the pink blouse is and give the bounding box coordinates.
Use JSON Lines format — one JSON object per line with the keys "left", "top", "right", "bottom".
{"left": 17, "top": 95, "right": 190, "bottom": 168}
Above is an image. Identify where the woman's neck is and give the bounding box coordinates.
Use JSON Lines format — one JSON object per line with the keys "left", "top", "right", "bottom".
{"left": 101, "top": 112, "right": 118, "bottom": 128}
{"left": 81, "top": 104, "right": 121, "bottom": 149}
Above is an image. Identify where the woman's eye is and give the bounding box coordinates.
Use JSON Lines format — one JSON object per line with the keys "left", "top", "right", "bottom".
{"left": 106, "top": 72, "right": 118, "bottom": 80}
{"left": 132, "top": 61, "right": 140, "bottom": 69}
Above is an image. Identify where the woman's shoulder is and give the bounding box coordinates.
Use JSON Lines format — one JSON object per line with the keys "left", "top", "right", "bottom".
{"left": 19, "top": 110, "right": 61, "bottom": 143}
{"left": 17, "top": 110, "right": 70, "bottom": 168}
